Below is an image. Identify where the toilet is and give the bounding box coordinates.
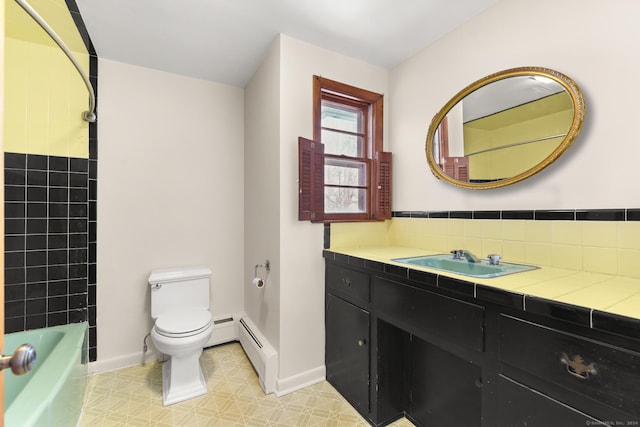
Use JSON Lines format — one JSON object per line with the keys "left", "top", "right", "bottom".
{"left": 149, "top": 266, "right": 214, "bottom": 406}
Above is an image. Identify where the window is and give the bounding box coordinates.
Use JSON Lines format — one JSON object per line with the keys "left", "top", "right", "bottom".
{"left": 299, "top": 76, "right": 391, "bottom": 222}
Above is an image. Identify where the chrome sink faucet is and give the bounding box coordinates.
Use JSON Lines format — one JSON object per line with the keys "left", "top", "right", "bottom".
{"left": 450, "top": 249, "right": 481, "bottom": 263}
{"left": 461, "top": 250, "right": 481, "bottom": 263}
{"left": 487, "top": 254, "right": 502, "bottom": 265}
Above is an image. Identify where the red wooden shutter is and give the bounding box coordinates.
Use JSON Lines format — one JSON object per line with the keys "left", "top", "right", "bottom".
{"left": 442, "top": 156, "right": 469, "bottom": 182}
{"left": 373, "top": 151, "right": 392, "bottom": 220}
{"left": 298, "top": 137, "right": 324, "bottom": 222}
{"left": 456, "top": 157, "right": 470, "bottom": 182}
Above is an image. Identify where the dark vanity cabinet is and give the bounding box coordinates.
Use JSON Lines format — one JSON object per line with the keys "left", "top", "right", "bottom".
{"left": 324, "top": 253, "right": 640, "bottom": 427}
{"left": 497, "top": 314, "right": 640, "bottom": 426}
{"left": 373, "top": 275, "right": 484, "bottom": 427}
{"left": 326, "top": 294, "right": 370, "bottom": 411}
{"left": 325, "top": 258, "right": 485, "bottom": 426}
{"left": 325, "top": 263, "right": 371, "bottom": 414}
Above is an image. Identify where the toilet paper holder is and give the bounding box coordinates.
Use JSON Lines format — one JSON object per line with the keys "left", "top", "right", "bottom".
{"left": 254, "top": 260, "right": 270, "bottom": 277}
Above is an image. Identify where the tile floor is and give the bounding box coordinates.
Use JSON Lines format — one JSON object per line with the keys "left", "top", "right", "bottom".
{"left": 79, "top": 342, "right": 415, "bottom": 426}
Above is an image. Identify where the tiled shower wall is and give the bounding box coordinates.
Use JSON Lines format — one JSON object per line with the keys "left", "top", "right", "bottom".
{"left": 4, "top": 154, "right": 89, "bottom": 327}
{"left": 4, "top": 0, "right": 98, "bottom": 361}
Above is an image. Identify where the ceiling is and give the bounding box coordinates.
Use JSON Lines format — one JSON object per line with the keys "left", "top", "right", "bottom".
{"left": 75, "top": 0, "right": 497, "bottom": 87}
{"left": 464, "top": 75, "right": 567, "bottom": 123}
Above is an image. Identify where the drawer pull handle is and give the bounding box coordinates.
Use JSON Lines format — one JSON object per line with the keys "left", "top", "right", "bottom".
{"left": 358, "top": 339, "right": 366, "bottom": 347}
{"left": 560, "top": 353, "right": 597, "bottom": 380}
{"left": 342, "top": 277, "right": 352, "bottom": 287}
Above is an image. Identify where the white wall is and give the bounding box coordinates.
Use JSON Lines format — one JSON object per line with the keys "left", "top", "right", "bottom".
{"left": 277, "top": 35, "right": 388, "bottom": 386}
{"left": 244, "top": 40, "right": 281, "bottom": 351}
{"left": 96, "top": 59, "right": 245, "bottom": 369}
{"left": 244, "top": 34, "right": 389, "bottom": 393}
{"left": 390, "top": 0, "right": 640, "bottom": 211}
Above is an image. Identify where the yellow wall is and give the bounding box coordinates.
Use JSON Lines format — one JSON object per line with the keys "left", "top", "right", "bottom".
{"left": 463, "top": 93, "right": 573, "bottom": 181}
{"left": 4, "top": 0, "right": 89, "bottom": 158}
{"left": 331, "top": 218, "right": 640, "bottom": 279}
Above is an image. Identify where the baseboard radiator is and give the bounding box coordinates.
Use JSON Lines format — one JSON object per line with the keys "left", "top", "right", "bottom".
{"left": 238, "top": 316, "right": 277, "bottom": 394}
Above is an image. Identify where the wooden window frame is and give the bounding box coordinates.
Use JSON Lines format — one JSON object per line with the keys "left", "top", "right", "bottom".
{"left": 298, "top": 76, "right": 391, "bottom": 223}
{"left": 436, "top": 116, "right": 470, "bottom": 182}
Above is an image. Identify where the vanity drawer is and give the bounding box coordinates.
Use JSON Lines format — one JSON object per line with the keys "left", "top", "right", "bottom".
{"left": 326, "top": 264, "right": 370, "bottom": 307}
{"left": 499, "top": 314, "right": 640, "bottom": 419}
{"left": 373, "top": 276, "right": 484, "bottom": 352}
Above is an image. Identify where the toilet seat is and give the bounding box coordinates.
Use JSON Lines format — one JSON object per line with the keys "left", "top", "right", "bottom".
{"left": 155, "top": 309, "right": 212, "bottom": 338}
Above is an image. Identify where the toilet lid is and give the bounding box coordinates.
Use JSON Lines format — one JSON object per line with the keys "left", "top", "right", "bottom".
{"left": 155, "top": 309, "right": 212, "bottom": 337}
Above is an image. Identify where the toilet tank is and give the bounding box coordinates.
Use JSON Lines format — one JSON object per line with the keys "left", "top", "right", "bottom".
{"left": 149, "top": 266, "right": 212, "bottom": 319}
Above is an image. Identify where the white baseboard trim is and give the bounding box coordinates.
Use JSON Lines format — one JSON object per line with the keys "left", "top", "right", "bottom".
{"left": 88, "top": 351, "right": 147, "bottom": 374}
{"left": 275, "top": 365, "right": 326, "bottom": 397}
{"left": 205, "top": 313, "right": 240, "bottom": 348}
{"left": 88, "top": 311, "right": 325, "bottom": 399}
{"left": 89, "top": 312, "right": 242, "bottom": 375}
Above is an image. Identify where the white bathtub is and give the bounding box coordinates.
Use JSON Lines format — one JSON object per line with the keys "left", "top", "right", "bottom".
{"left": 4, "top": 322, "right": 88, "bottom": 427}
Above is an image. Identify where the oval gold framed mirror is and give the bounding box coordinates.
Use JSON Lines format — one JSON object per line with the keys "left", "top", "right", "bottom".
{"left": 426, "top": 66, "right": 585, "bottom": 189}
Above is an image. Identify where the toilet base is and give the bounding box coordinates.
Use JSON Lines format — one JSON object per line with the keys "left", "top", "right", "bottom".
{"left": 161, "top": 351, "right": 208, "bottom": 406}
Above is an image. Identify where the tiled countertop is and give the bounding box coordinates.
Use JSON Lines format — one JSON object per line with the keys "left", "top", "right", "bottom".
{"left": 325, "top": 246, "right": 640, "bottom": 337}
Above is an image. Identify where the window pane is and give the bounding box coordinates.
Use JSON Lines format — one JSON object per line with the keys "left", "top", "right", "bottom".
{"left": 325, "top": 187, "right": 367, "bottom": 213}
{"left": 325, "top": 158, "right": 367, "bottom": 186}
{"left": 321, "top": 102, "right": 361, "bottom": 133}
{"left": 322, "top": 129, "right": 363, "bottom": 157}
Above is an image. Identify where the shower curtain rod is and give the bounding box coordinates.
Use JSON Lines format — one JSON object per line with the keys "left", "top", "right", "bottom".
{"left": 465, "top": 133, "right": 567, "bottom": 157}
{"left": 15, "top": 0, "right": 96, "bottom": 123}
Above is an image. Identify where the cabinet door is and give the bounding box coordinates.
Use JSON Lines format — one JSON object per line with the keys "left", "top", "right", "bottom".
{"left": 326, "top": 293, "right": 370, "bottom": 413}
{"left": 498, "top": 375, "right": 602, "bottom": 427}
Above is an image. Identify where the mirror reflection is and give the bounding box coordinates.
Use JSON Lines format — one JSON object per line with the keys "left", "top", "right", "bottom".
{"left": 426, "top": 67, "right": 585, "bottom": 189}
